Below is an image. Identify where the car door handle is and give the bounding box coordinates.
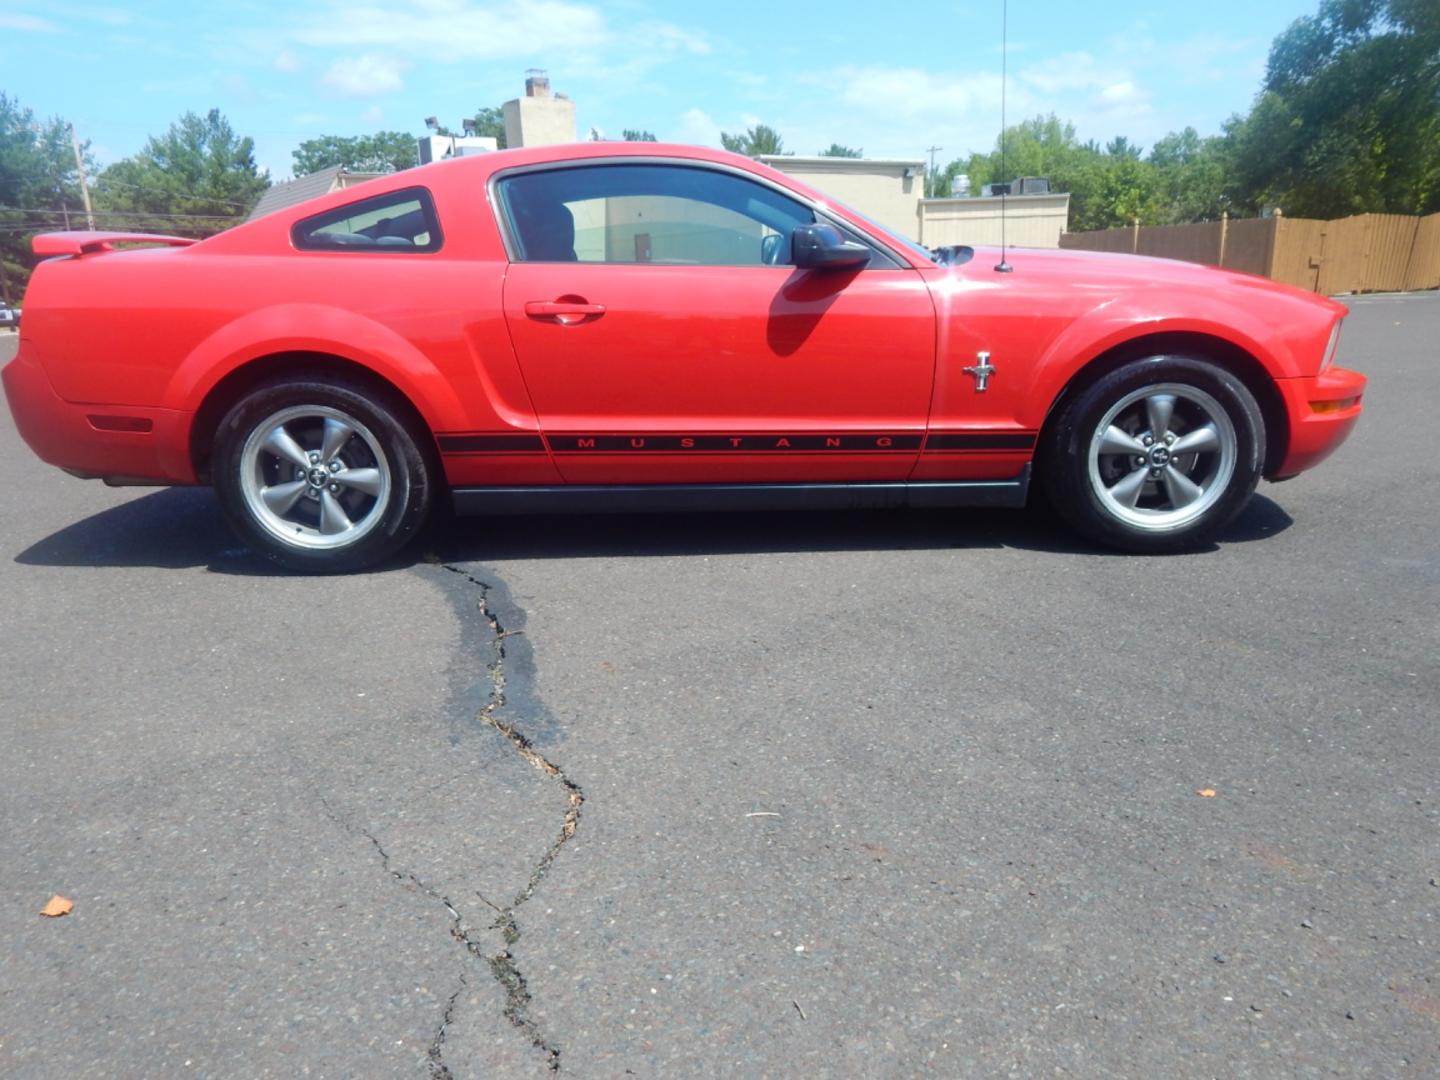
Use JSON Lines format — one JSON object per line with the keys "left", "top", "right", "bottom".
{"left": 524, "top": 300, "right": 606, "bottom": 325}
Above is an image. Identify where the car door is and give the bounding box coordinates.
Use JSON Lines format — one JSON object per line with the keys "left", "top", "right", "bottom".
{"left": 495, "top": 161, "right": 936, "bottom": 484}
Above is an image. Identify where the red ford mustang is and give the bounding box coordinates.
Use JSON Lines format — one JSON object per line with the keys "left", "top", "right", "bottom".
{"left": 3, "top": 143, "right": 1364, "bottom": 571}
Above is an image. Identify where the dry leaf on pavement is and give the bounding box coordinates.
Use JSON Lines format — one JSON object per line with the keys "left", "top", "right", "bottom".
{"left": 40, "top": 895, "right": 73, "bottom": 917}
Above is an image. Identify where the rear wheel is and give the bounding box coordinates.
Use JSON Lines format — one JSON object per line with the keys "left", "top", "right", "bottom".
{"left": 1041, "top": 356, "right": 1265, "bottom": 552}
{"left": 213, "top": 377, "right": 435, "bottom": 572}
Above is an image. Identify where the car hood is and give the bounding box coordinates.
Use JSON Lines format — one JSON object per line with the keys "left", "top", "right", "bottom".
{"left": 949, "top": 244, "right": 1348, "bottom": 317}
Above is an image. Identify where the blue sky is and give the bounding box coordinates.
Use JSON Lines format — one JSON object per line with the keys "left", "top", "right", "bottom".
{"left": 4, "top": 1, "right": 1316, "bottom": 180}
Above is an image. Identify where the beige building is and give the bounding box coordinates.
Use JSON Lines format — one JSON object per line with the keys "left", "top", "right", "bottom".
{"left": 919, "top": 192, "right": 1071, "bottom": 249}
{"left": 758, "top": 155, "right": 924, "bottom": 242}
{"left": 503, "top": 70, "right": 577, "bottom": 148}
{"left": 756, "top": 155, "right": 1069, "bottom": 249}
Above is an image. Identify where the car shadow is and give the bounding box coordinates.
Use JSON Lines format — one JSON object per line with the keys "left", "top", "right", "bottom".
{"left": 14, "top": 486, "right": 1294, "bottom": 572}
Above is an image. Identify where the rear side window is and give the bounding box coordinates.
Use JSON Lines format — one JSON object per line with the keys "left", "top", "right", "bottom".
{"left": 293, "top": 187, "right": 443, "bottom": 252}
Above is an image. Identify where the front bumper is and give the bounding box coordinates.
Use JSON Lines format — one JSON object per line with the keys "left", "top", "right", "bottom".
{"left": 1271, "top": 364, "right": 1366, "bottom": 478}
{"left": 2, "top": 346, "right": 196, "bottom": 484}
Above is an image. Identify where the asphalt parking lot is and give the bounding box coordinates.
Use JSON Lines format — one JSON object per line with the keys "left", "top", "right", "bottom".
{"left": 1, "top": 294, "right": 1436, "bottom": 1079}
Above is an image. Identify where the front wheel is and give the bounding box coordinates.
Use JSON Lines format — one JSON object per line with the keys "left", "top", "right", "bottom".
{"left": 213, "top": 376, "right": 436, "bottom": 572}
{"left": 1041, "top": 356, "right": 1265, "bottom": 552}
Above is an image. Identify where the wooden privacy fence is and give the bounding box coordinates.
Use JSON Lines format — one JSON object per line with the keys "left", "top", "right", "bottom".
{"left": 1060, "top": 211, "right": 1440, "bottom": 295}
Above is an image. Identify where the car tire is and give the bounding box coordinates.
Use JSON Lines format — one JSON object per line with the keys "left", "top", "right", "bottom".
{"left": 1040, "top": 355, "right": 1265, "bottom": 552}
{"left": 213, "top": 376, "right": 436, "bottom": 572}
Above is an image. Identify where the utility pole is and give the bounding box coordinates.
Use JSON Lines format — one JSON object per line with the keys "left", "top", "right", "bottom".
{"left": 69, "top": 125, "right": 96, "bottom": 231}
{"left": 925, "top": 145, "right": 943, "bottom": 198}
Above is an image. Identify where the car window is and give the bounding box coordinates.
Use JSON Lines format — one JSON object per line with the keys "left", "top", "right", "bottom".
{"left": 293, "top": 187, "right": 443, "bottom": 252}
{"left": 498, "top": 164, "right": 816, "bottom": 266}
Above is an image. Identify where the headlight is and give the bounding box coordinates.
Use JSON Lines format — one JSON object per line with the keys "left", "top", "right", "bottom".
{"left": 1320, "top": 319, "right": 1342, "bottom": 373}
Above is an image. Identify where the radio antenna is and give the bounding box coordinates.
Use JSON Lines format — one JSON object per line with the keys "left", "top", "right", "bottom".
{"left": 994, "top": 0, "right": 1013, "bottom": 273}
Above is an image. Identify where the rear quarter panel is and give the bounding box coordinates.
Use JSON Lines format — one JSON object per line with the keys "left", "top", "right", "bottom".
{"left": 25, "top": 162, "right": 537, "bottom": 444}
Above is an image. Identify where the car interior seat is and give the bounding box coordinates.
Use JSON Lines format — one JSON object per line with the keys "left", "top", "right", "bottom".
{"left": 510, "top": 190, "right": 577, "bottom": 261}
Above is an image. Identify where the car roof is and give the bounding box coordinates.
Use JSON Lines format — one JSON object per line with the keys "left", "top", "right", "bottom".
{"left": 202, "top": 143, "right": 919, "bottom": 266}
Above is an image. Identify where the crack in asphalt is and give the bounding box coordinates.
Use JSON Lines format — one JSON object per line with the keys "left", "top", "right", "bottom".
{"left": 310, "top": 562, "right": 583, "bottom": 1076}
{"left": 316, "top": 797, "right": 489, "bottom": 1079}
{"left": 439, "top": 562, "right": 585, "bottom": 1074}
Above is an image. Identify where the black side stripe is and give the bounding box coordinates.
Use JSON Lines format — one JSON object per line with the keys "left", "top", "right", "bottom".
{"left": 437, "top": 431, "right": 1037, "bottom": 455}
{"left": 925, "top": 433, "right": 1037, "bottom": 451}
{"left": 549, "top": 434, "right": 922, "bottom": 453}
{"left": 437, "top": 433, "right": 546, "bottom": 453}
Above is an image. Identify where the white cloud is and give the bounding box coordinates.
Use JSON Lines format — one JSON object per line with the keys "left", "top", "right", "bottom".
{"left": 1019, "top": 51, "right": 1112, "bottom": 95}
{"left": 295, "top": 0, "right": 609, "bottom": 58}
{"left": 0, "top": 12, "right": 59, "bottom": 31}
{"left": 775, "top": 47, "right": 1172, "bottom": 162}
{"left": 674, "top": 107, "right": 721, "bottom": 147}
{"left": 633, "top": 21, "right": 710, "bottom": 56}
{"left": 50, "top": 3, "right": 132, "bottom": 26}
{"left": 362, "top": 104, "right": 385, "bottom": 125}
{"left": 834, "top": 66, "right": 1005, "bottom": 120}
{"left": 223, "top": 73, "right": 256, "bottom": 102}
{"left": 272, "top": 49, "right": 301, "bottom": 73}
{"left": 1099, "top": 80, "right": 1136, "bottom": 104}
{"left": 289, "top": 0, "right": 707, "bottom": 86}
{"left": 322, "top": 54, "right": 408, "bottom": 97}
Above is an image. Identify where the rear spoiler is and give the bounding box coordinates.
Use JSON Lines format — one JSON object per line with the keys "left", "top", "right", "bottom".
{"left": 32, "top": 231, "right": 198, "bottom": 258}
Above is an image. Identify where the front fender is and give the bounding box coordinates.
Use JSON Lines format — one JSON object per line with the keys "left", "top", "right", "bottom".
{"left": 1018, "top": 286, "right": 1330, "bottom": 431}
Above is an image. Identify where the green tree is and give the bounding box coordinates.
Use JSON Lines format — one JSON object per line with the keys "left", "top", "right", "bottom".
{"left": 720, "top": 124, "right": 786, "bottom": 157}
{"left": 621, "top": 129, "right": 658, "bottom": 142}
{"left": 430, "top": 107, "right": 507, "bottom": 149}
{"left": 1066, "top": 152, "right": 1163, "bottom": 231}
{"left": 93, "top": 109, "right": 268, "bottom": 235}
{"left": 1147, "top": 127, "right": 1232, "bottom": 222}
{"left": 819, "top": 143, "right": 863, "bottom": 158}
{"left": 956, "top": 114, "right": 1087, "bottom": 192}
{"left": 1105, "top": 135, "right": 1142, "bottom": 160}
{"left": 0, "top": 94, "right": 93, "bottom": 301}
{"left": 467, "top": 107, "right": 507, "bottom": 149}
{"left": 292, "top": 131, "right": 418, "bottom": 175}
{"left": 935, "top": 114, "right": 1164, "bottom": 231}
{"left": 1228, "top": 0, "right": 1440, "bottom": 216}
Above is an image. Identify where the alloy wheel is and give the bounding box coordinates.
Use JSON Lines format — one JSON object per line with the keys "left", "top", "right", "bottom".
{"left": 1086, "top": 382, "right": 1238, "bottom": 531}
{"left": 238, "top": 404, "right": 393, "bottom": 549}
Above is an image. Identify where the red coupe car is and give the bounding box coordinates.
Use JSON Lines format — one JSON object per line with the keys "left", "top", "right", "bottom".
{"left": 3, "top": 143, "right": 1364, "bottom": 571}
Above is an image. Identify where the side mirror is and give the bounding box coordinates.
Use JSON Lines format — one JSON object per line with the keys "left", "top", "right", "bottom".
{"left": 791, "top": 223, "right": 872, "bottom": 271}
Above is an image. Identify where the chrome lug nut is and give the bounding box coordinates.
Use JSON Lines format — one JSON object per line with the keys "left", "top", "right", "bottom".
{"left": 309, "top": 452, "right": 320, "bottom": 463}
